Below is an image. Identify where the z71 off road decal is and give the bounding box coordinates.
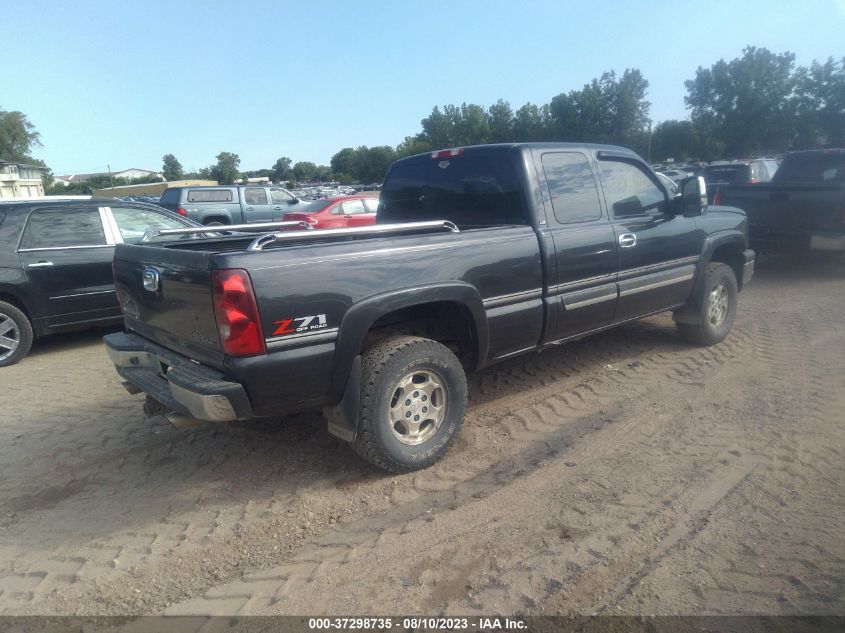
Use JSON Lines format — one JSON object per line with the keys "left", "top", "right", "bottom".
{"left": 273, "top": 314, "right": 328, "bottom": 336}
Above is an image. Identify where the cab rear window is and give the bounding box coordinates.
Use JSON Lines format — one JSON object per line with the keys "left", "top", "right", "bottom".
{"left": 187, "top": 189, "right": 233, "bottom": 202}
{"left": 379, "top": 148, "right": 526, "bottom": 227}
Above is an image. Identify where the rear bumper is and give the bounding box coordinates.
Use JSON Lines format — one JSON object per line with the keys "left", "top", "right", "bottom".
{"left": 809, "top": 234, "right": 845, "bottom": 251}
{"left": 742, "top": 249, "right": 755, "bottom": 284}
{"left": 104, "top": 331, "right": 253, "bottom": 422}
{"left": 750, "top": 227, "right": 845, "bottom": 251}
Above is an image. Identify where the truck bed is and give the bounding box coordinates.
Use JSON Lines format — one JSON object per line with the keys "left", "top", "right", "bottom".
{"left": 113, "top": 223, "right": 544, "bottom": 414}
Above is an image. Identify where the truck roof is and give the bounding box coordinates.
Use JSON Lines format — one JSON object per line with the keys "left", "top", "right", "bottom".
{"left": 394, "top": 142, "right": 640, "bottom": 165}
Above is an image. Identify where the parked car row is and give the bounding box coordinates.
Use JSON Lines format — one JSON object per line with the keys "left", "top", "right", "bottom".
{"left": 0, "top": 199, "right": 198, "bottom": 366}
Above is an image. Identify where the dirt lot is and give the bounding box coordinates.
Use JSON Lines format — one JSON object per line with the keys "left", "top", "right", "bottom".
{"left": 0, "top": 252, "right": 843, "bottom": 617}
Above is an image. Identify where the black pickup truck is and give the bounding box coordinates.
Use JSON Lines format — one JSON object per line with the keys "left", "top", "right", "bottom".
{"left": 104, "top": 143, "right": 755, "bottom": 472}
{"left": 715, "top": 149, "right": 845, "bottom": 252}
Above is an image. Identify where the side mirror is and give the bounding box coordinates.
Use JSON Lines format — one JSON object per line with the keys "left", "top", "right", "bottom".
{"left": 679, "top": 176, "right": 707, "bottom": 216}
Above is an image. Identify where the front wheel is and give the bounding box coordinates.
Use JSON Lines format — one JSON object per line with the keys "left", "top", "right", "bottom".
{"left": 0, "top": 300, "right": 34, "bottom": 367}
{"left": 353, "top": 336, "right": 468, "bottom": 473}
{"left": 675, "top": 262, "right": 738, "bottom": 346}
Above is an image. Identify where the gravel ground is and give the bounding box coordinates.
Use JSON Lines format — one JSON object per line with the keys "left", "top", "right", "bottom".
{"left": 0, "top": 252, "right": 842, "bottom": 616}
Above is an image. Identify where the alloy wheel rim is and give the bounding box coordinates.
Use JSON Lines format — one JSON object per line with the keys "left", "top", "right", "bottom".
{"left": 707, "top": 281, "right": 730, "bottom": 327}
{"left": 387, "top": 368, "right": 448, "bottom": 445}
{"left": 0, "top": 313, "right": 20, "bottom": 362}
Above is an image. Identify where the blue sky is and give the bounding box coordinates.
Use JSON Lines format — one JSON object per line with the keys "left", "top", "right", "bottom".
{"left": 6, "top": 0, "right": 844, "bottom": 175}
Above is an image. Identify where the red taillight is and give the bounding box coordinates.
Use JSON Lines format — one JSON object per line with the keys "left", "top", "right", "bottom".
{"left": 430, "top": 148, "right": 464, "bottom": 159}
{"left": 211, "top": 269, "right": 265, "bottom": 357}
{"left": 750, "top": 178, "right": 759, "bottom": 184}
{"left": 305, "top": 216, "right": 319, "bottom": 225}
{"left": 713, "top": 190, "right": 722, "bottom": 205}
{"left": 176, "top": 207, "right": 188, "bottom": 216}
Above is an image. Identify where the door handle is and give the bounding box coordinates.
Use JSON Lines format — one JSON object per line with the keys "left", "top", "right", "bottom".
{"left": 273, "top": 206, "right": 282, "bottom": 210}
{"left": 618, "top": 233, "right": 637, "bottom": 248}
{"left": 27, "top": 261, "right": 54, "bottom": 268}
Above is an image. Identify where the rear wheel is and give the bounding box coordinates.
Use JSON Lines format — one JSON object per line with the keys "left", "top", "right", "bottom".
{"left": 202, "top": 218, "right": 227, "bottom": 227}
{"left": 353, "top": 336, "right": 467, "bottom": 473}
{"left": 0, "top": 300, "right": 34, "bottom": 367}
{"left": 676, "top": 262, "right": 738, "bottom": 346}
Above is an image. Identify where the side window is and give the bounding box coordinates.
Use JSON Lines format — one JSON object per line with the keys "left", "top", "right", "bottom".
{"left": 244, "top": 188, "right": 268, "bottom": 205}
{"left": 541, "top": 152, "right": 602, "bottom": 224}
{"left": 270, "top": 189, "right": 293, "bottom": 204}
{"left": 109, "top": 206, "right": 187, "bottom": 244}
{"left": 20, "top": 208, "right": 107, "bottom": 249}
{"left": 159, "top": 188, "right": 179, "bottom": 204}
{"left": 363, "top": 198, "right": 379, "bottom": 213}
{"left": 598, "top": 160, "right": 666, "bottom": 218}
{"left": 341, "top": 200, "right": 366, "bottom": 215}
{"left": 187, "top": 189, "right": 233, "bottom": 203}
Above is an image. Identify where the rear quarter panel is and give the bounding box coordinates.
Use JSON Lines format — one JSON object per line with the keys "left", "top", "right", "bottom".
{"left": 216, "top": 226, "right": 544, "bottom": 413}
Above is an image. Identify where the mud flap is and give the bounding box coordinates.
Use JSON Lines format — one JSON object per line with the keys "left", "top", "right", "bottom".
{"left": 323, "top": 355, "right": 361, "bottom": 442}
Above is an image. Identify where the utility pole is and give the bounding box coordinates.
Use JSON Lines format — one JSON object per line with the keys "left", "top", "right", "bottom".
{"left": 647, "top": 123, "right": 653, "bottom": 164}
{"left": 107, "top": 163, "right": 115, "bottom": 191}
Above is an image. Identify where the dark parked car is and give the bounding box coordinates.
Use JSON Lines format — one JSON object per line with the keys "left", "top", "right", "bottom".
{"left": 158, "top": 185, "right": 307, "bottom": 226}
{"left": 0, "top": 199, "right": 200, "bottom": 366}
{"left": 105, "top": 143, "right": 754, "bottom": 472}
{"left": 701, "top": 159, "right": 779, "bottom": 203}
{"left": 716, "top": 149, "right": 845, "bottom": 252}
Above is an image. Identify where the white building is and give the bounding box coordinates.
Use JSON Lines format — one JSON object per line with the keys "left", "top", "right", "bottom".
{"left": 56, "top": 167, "right": 163, "bottom": 184}
{"left": 0, "top": 161, "right": 45, "bottom": 199}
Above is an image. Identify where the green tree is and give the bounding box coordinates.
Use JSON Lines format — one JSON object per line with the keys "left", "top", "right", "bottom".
{"left": 513, "top": 103, "right": 552, "bottom": 141}
{"left": 161, "top": 153, "right": 183, "bottom": 181}
{"left": 0, "top": 108, "right": 41, "bottom": 161}
{"left": 549, "top": 69, "right": 650, "bottom": 148}
{"left": 210, "top": 151, "right": 241, "bottom": 185}
{"left": 394, "top": 135, "right": 433, "bottom": 159}
{"left": 488, "top": 99, "right": 515, "bottom": 142}
{"left": 330, "top": 147, "right": 356, "bottom": 181}
{"left": 685, "top": 47, "right": 798, "bottom": 156}
{"left": 794, "top": 56, "right": 845, "bottom": 148}
{"left": 292, "top": 161, "right": 318, "bottom": 181}
{"left": 272, "top": 156, "right": 293, "bottom": 182}
{"left": 360, "top": 146, "right": 396, "bottom": 183}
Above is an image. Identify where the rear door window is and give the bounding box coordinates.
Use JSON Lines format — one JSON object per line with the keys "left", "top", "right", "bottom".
{"left": 244, "top": 188, "right": 269, "bottom": 205}
{"left": 20, "top": 208, "right": 107, "bottom": 249}
{"left": 362, "top": 198, "right": 379, "bottom": 213}
{"left": 341, "top": 199, "right": 366, "bottom": 215}
{"left": 541, "top": 152, "right": 602, "bottom": 224}
{"left": 187, "top": 189, "right": 233, "bottom": 202}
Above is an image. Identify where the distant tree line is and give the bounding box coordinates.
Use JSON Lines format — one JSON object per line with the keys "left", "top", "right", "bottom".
{"left": 5, "top": 46, "right": 843, "bottom": 194}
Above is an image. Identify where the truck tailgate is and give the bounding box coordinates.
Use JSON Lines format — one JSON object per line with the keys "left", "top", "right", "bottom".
{"left": 113, "top": 243, "right": 225, "bottom": 368}
{"left": 723, "top": 184, "right": 845, "bottom": 233}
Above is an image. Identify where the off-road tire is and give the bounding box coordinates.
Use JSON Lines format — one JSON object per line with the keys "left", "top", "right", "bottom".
{"left": 353, "top": 335, "right": 467, "bottom": 473}
{"left": 676, "top": 262, "right": 738, "bottom": 346}
{"left": 0, "top": 300, "right": 34, "bottom": 367}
